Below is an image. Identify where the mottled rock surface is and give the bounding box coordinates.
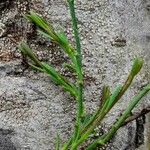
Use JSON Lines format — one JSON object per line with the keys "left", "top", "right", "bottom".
{"left": 0, "top": 0, "right": 150, "bottom": 150}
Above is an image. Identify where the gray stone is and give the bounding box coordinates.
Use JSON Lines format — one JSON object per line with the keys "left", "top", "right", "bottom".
{"left": 0, "top": 0, "right": 150, "bottom": 150}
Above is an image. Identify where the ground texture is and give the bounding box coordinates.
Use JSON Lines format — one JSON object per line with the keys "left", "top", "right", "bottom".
{"left": 0, "top": 0, "right": 150, "bottom": 150}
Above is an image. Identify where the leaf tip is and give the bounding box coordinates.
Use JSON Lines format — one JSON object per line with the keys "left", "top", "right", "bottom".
{"left": 131, "top": 58, "right": 144, "bottom": 76}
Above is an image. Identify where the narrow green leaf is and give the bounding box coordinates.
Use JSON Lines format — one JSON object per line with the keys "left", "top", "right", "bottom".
{"left": 41, "top": 62, "right": 77, "bottom": 96}
{"left": 81, "top": 114, "right": 93, "bottom": 127}
{"left": 41, "top": 62, "right": 69, "bottom": 86}
{"left": 41, "top": 62, "right": 60, "bottom": 79}
{"left": 25, "top": 12, "right": 77, "bottom": 62}
{"left": 86, "top": 84, "right": 150, "bottom": 150}
{"left": 55, "top": 133, "right": 60, "bottom": 150}
{"left": 28, "top": 63, "right": 44, "bottom": 72}
{"left": 115, "top": 58, "right": 144, "bottom": 102}
{"left": 57, "top": 31, "right": 69, "bottom": 46}
{"left": 42, "top": 62, "right": 71, "bottom": 86}
{"left": 83, "top": 86, "right": 111, "bottom": 131}
{"left": 25, "top": 11, "right": 52, "bottom": 30}
{"left": 131, "top": 58, "right": 144, "bottom": 77}
{"left": 105, "top": 85, "right": 122, "bottom": 112}
{"left": 98, "top": 85, "right": 122, "bottom": 115}
{"left": 38, "top": 30, "right": 53, "bottom": 41}
{"left": 18, "top": 42, "right": 42, "bottom": 67}
{"left": 28, "top": 63, "right": 59, "bottom": 84}
{"left": 63, "top": 63, "right": 76, "bottom": 72}
{"left": 100, "top": 85, "right": 111, "bottom": 107}
{"left": 25, "top": 11, "right": 59, "bottom": 42}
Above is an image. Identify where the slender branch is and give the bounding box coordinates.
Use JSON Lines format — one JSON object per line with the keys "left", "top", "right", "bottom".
{"left": 64, "top": 62, "right": 146, "bottom": 149}
{"left": 77, "top": 58, "right": 144, "bottom": 141}
{"left": 86, "top": 84, "right": 150, "bottom": 150}
{"left": 71, "top": 86, "right": 122, "bottom": 149}
{"left": 122, "top": 106, "right": 150, "bottom": 126}
{"left": 67, "top": 0, "right": 82, "bottom": 61}
{"left": 67, "top": 0, "right": 84, "bottom": 144}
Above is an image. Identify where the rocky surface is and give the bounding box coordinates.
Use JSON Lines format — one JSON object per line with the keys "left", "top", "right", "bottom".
{"left": 0, "top": 0, "right": 150, "bottom": 150}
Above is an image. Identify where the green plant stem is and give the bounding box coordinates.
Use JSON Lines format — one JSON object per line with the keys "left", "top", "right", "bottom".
{"left": 67, "top": 0, "right": 82, "bottom": 60}
{"left": 42, "top": 62, "right": 78, "bottom": 96}
{"left": 115, "top": 74, "right": 134, "bottom": 101}
{"left": 56, "top": 133, "right": 60, "bottom": 150}
{"left": 20, "top": 4, "right": 148, "bottom": 150}
{"left": 71, "top": 86, "right": 122, "bottom": 149}
{"left": 61, "top": 137, "right": 74, "bottom": 150}
{"left": 67, "top": 0, "right": 84, "bottom": 144}
{"left": 62, "top": 58, "right": 144, "bottom": 149}
{"left": 63, "top": 73, "right": 134, "bottom": 149}
{"left": 80, "top": 86, "right": 110, "bottom": 135}
{"left": 86, "top": 84, "right": 150, "bottom": 150}
{"left": 79, "top": 58, "right": 143, "bottom": 139}
{"left": 81, "top": 71, "right": 135, "bottom": 135}
{"left": 71, "top": 72, "right": 146, "bottom": 149}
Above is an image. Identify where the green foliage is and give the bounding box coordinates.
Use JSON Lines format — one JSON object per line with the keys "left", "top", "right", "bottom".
{"left": 18, "top": 1, "right": 150, "bottom": 150}
{"left": 55, "top": 133, "right": 61, "bottom": 150}
{"left": 131, "top": 58, "right": 144, "bottom": 76}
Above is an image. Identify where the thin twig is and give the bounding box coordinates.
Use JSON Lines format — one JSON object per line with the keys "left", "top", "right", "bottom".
{"left": 67, "top": 0, "right": 84, "bottom": 144}
{"left": 86, "top": 85, "right": 150, "bottom": 150}
{"left": 123, "top": 106, "right": 150, "bottom": 126}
